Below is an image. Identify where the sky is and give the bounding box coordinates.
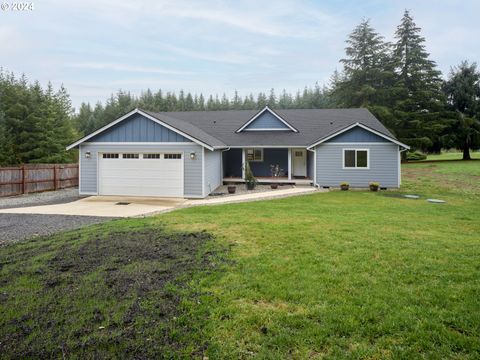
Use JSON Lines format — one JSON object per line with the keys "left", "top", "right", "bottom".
{"left": 1, "top": 0, "right": 479, "bottom": 110}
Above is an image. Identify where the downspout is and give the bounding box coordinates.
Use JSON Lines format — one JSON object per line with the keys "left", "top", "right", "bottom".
{"left": 399, "top": 146, "right": 408, "bottom": 187}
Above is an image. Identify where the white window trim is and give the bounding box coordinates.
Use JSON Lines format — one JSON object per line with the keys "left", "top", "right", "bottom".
{"left": 342, "top": 148, "right": 370, "bottom": 170}
{"left": 245, "top": 148, "right": 264, "bottom": 162}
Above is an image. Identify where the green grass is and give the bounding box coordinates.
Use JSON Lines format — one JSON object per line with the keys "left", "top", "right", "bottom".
{"left": 420, "top": 150, "right": 480, "bottom": 161}
{"left": 1, "top": 160, "right": 480, "bottom": 358}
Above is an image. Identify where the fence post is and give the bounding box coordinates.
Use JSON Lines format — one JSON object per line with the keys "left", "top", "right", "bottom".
{"left": 53, "top": 165, "right": 57, "bottom": 190}
{"left": 21, "top": 165, "right": 26, "bottom": 194}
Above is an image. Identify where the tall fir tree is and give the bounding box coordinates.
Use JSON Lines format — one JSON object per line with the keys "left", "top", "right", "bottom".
{"left": 443, "top": 61, "right": 480, "bottom": 159}
{"left": 392, "top": 10, "right": 447, "bottom": 152}
{"left": 334, "top": 19, "right": 392, "bottom": 108}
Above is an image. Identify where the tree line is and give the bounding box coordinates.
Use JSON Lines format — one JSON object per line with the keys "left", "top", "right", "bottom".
{"left": 73, "top": 85, "right": 332, "bottom": 136}
{"left": 0, "top": 10, "right": 479, "bottom": 166}
{"left": 0, "top": 72, "right": 76, "bottom": 165}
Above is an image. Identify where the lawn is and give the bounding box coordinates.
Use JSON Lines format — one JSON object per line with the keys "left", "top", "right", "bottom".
{"left": 1, "top": 160, "right": 479, "bottom": 358}
{"left": 419, "top": 150, "right": 480, "bottom": 161}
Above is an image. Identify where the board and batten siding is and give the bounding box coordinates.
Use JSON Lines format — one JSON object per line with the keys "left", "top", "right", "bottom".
{"left": 90, "top": 114, "right": 190, "bottom": 142}
{"left": 204, "top": 150, "right": 222, "bottom": 195}
{"left": 79, "top": 143, "right": 204, "bottom": 197}
{"left": 315, "top": 143, "right": 400, "bottom": 188}
{"left": 243, "top": 111, "right": 290, "bottom": 130}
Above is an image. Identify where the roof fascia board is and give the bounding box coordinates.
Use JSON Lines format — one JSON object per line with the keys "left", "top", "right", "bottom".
{"left": 242, "top": 128, "right": 293, "bottom": 131}
{"left": 227, "top": 145, "right": 308, "bottom": 148}
{"left": 235, "top": 106, "right": 298, "bottom": 133}
{"left": 307, "top": 122, "right": 410, "bottom": 150}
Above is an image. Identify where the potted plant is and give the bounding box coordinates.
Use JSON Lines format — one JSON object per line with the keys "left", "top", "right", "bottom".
{"left": 340, "top": 182, "right": 349, "bottom": 191}
{"left": 269, "top": 164, "right": 284, "bottom": 189}
{"left": 369, "top": 182, "right": 380, "bottom": 191}
{"left": 243, "top": 162, "right": 258, "bottom": 190}
{"left": 227, "top": 184, "right": 236, "bottom": 194}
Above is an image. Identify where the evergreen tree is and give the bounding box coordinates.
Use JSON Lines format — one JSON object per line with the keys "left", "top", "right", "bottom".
{"left": 197, "top": 94, "right": 205, "bottom": 111}
{"left": 243, "top": 94, "right": 256, "bottom": 109}
{"left": 185, "top": 92, "right": 194, "bottom": 111}
{"left": 392, "top": 10, "right": 447, "bottom": 151}
{"left": 206, "top": 95, "right": 215, "bottom": 110}
{"left": 232, "top": 90, "right": 242, "bottom": 109}
{"left": 333, "top": 19, "right": 392, "bottom": 108}
{"left": 268, "top": 88, "right": 276, "bottom": 107}
{"left": 257, "top": 92, "right": 267, "bottom": 108}
{"left": 221, "top": 93, "right": 230, "bottom": 110}
{"left": 443, "top": 61, "right": 480, "bottom": 159}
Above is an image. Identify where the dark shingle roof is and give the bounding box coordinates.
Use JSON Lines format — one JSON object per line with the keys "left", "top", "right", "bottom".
{"left": 141, "top": 109, "right": 226, "bottom": 148}
{"left": 144, "top": 108, "right": 395, "bottom": 147}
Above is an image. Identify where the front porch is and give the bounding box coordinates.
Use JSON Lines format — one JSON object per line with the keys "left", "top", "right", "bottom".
{"left": 222, "top": 147, "right": 314, "bottom": 185}
{"left": 223, "top": 176, "right": 313, "bottom": 185}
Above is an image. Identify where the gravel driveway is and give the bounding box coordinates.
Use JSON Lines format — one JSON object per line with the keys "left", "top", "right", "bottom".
{"left": 0, "top": 214, "right": 113, "bottom": 245}
{"left": 0, "top": 188, "right": 81, "bottom": 209}
{"left": 0, "top": 188, "right": 115, "bottom": 245}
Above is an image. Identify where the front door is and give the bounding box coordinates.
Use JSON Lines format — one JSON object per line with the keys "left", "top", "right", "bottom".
{"left": 292, "top": 149, "right": 307, "bottom": 177}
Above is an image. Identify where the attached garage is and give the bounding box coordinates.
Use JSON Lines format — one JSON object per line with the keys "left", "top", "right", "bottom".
{"left": 68, "top": 109, "right": 227, "bottom": 198}
{"left": 98, "top": 152, "right": 184, "bottom": 197}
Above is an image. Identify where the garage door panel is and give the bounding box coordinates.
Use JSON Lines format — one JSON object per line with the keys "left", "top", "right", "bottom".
{"left": 99, "top": 155, "right": 184, "bottom": 197}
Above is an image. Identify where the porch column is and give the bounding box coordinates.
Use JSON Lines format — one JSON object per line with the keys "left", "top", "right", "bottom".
{"left": 242, "top": 148, "right": 246, "bottom": 179}
{"left": 288, "top": 148, "right": 292, "bottom": 180}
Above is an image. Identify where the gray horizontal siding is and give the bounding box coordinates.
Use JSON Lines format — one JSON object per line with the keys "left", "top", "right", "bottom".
{"left": 244, "top": 111, "right": 289, "bottom": 130}
{"left": 327, "top": 126, "right": 386, "bottom": 143}
{"left": 90, "top": 114, "right": 189, "bottom": 142}
{"left": 315, "top": 143, "right": 399, "bottom": 188}
{"left": 204, "top": 150, "right": 222, "bottom": 195}
{"left": 79, "top": 143, "right": 203, "bottom": 197}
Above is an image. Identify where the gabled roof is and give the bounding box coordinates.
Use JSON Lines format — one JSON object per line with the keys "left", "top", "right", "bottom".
{"left": 236, "top": 106, "right": 298, "bottom": 133}
{"left": 68, "top": 107, "right": 406, "bottom": 150}
{"left": 307, "top": 122, "right": 410, "bottom": 149}
{"left": 141, "top": 109, "right": 227, "bottom": 149}
{"left": 150, "top": 108, "right": 400, "bottom": 147}
{"left": 67, "top": 108, "right": 227, "bottom": 151}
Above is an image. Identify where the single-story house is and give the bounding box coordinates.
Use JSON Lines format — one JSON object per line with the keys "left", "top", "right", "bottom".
{"left": 67, "top": 106, "right": 409, "bottom": 198}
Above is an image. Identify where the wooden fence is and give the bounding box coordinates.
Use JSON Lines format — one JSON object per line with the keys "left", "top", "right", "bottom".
{"left": 0, "top": 163, "right": 79, "bottom": 197}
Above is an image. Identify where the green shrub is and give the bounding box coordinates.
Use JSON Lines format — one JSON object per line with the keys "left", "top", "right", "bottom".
{"left": 243, "top": 162, "right": 258, "bottom": 190}
{"left": 406, "top": 151, "right": 427, "bottom": 161}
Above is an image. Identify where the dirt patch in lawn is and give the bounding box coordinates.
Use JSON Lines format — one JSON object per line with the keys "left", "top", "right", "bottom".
{"left": 0, "top": 225, "right": 227, "bottom": 358}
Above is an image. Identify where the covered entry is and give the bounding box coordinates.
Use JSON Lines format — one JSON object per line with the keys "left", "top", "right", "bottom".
{"left": 98, "top": 152, "right": 184, "bottom": 197}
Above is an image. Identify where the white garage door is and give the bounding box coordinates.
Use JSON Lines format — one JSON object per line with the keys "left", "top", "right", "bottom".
{"left": 99, "top": 152, "right": 183, "bottom": 197}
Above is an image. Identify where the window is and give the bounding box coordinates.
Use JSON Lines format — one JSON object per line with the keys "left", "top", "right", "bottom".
{"left": 246, "top": 148, "right": 263, "bottom": 162}
{"left": 164, "top": 153, "right": 182, "bottom": 159}
{"left": 123, "top": 153, "right": 139, "bottom": 159}
{"left": 102, "top": 153, "right": 119, "bottom": 159}
{"left": 343, "top": 149, "right": 369, "bottom": 169}
{"left": 144, "top": 153, "right": 161, "bottom": 159}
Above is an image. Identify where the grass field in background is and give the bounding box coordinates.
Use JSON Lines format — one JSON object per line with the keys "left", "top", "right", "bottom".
{"left": 1, "top": 160, "right": 479, "bottom": 358}
{"left": 420, "top": 150, "right": 480, "bottom": 161}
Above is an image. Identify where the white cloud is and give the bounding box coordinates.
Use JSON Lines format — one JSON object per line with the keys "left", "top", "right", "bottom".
{"left": 158, "top": 44, "right": 253, "bottom": 65}
{"left": 65, "top": 62, "right": 194, "bottom": 76}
